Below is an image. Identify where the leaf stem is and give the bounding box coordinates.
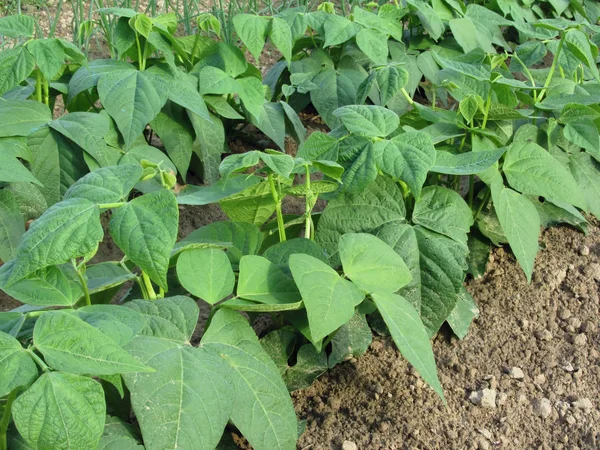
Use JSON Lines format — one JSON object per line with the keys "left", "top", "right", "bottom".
{"left": 97, "top": 202, "right": 126, "bottom": 209}
{"left": 73, "top": 262, "right": 91, "bottom": 307}
{"left": 35, "top": 71, "right": 42, "bottom": 103}
{"left": 401, "top": 87, "right": 414, "bottom": 105}
{"left": 43, "top": 78, "right": 49, "bottom": 107}
{"left": 304, "top": 165, "right": 313, "bottom": 240}
{"left": 27, "top": 347, "right": 49, "bottom": 373}
{"left": 538, "top": 31, "right": 567, "bottom": 102}
{"left": 0, "top": 389, "right": 18, "bottom": 450}
{"left": 268, "top": 174, "right": 286, "bottom": 242}
{"left": 473, "top": 188, "right": 491, "bottom": 221}
{"left": 141, "top": 272, "right": 157, "bottom": 300}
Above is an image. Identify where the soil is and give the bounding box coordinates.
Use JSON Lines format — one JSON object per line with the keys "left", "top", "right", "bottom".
{"left": 293, "top": 222, "right": 600, "bottom": 450}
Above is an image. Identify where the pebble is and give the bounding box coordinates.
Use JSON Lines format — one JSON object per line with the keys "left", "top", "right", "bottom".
{"left": 587, "top": 263, "right": 600, "bottom": 281}
{"left": 572, "top": 398, "right": 593, "bottom": 411}
{"left": 469, "top": 389, "right": 497, "bottom": 408}
{"left": 572, "top": 333, "right": 587, "bottom": 347}
{"left": 568, "top": 317, "right": 582, "bottom": 329}
{"left": 497, "top": 392, "right": 508, "bottom": 406}
{"left": 369, "top": 382, "right": 384, "bottom": 394}
{"left": 536, "top": 330, "right": 553, "bottom": 341}
{"left": 342, "top": 441, "right": 358, "bottom": 450}
{"left": 518, "top": 394, "right": 528, "bottom": 404}
{"left": 479, "top": 428, "right": 493, "bottom": 440}
{"left": 532, "top": 398, "right": 552, "bottom": 418}
{"left": 534, "top": 374, "right": 546, "bottom": 385}
{"left": 370, "top": 340, "right": 384, "bottom": 352}
{"left": 507, "top": 367, "right": 525, "bottom": 379}
{"left": 579, "top": 245, "right": 590, "bottom": 256}
{"left": 559, "top": 308, "right": 571, "bottom": 320}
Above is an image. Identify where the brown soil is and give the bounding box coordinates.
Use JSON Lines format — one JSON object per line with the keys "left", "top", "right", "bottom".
{"left": 293, "top": 222, "right": 600, "bottom": 450}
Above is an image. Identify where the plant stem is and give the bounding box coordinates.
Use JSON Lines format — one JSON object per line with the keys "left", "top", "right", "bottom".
{"left": 538, "top": 32, "right": 566, "bottom": 102}
{"left": 0, "top": 389, "right": 17, "bottom": 450}
{"left": 304, "top": 165, "right": 312, "bottom": 240}
{"left": 27, "top": 347, "right": 50, "bottom": 373}
{"left": 481, "top": 87, "right": 493, "bottom": 130}
{"left": 141, "top": 272, "right": 157, "bottom": 300}
{"left": 468, "top": 175, "right": 475, "bottom": 209}
{"left": 135, "top": 32, "right": 145, "bottom": 70}
{"left": 35, "top": 71, "right": 42, "bottom": 103}
{"left": 97, "top": 201, "right": 126, "bottom": 209}
{"left": 268, "top": 174, "right": 286, "bottom": 242}
{"left": 43, "top": 78, "right": 49, "bottom": 107}
{"left": 473, "top": 189, "right": 491, "bottom": 221}
{"left": 74, "top": 262, "right": 91, "bottom": 307}
{"left": 401, "top": 87, "right": 414, "bottom": 105}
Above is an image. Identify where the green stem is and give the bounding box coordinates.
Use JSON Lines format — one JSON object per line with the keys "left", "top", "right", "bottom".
{"left": 468, "top": 175, "right": 475, "bottom": 209}
{"left": 473, "top": 189, "right": 491, "bottom": 221}
{"left": 538, "top": 32, "right": 566, "bottom": 102}
{"left": 401, "top": 87, "right": 414, "bottom": 105}
{"left": 74, "top": 263, "right": 91, "bottom": 307}
{"left": 141, "top": 272, "right": 157, "bottom": 300}
{"left": 135, "top": 32, "right": 145, "bottom": 70}
{"left": 43, "top": 79, "right": 49, "bottom": 107}
{"left": 27, "top": 348, "right": 49, "bottom": 373}
{"left": 481, "top": 87, "right": 493, "bottom": 130}
{"left": 511, "top": 52, "right": 538, "bottom": 102}
{"left": 35, "top": 71, "right": 42, "bottom": 103}
{"left": 0, "top": 389, "right": 18, "bottom": 450}
{"left": 304, "top": 165, "right": 312, "bottom": 240}
{"left": 97, "top": 202, "right": 126, "bottom": 209}
{"left": 268, "top": 174, "right": 286, "bottom": 242}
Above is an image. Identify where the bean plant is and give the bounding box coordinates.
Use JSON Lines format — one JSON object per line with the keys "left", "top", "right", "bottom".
{"left": 1, "top": 1, "right": 600, "bottom": 449}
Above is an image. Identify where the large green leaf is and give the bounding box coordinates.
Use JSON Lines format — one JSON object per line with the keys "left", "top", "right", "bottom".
{"left": 407, "top": 0, "right": 444, "bottom": 40}
{"left": 0, "top": 190, "right": 24, "bottom": 262}
{"left": 270, "top": 17, "right": 293, "bottom": 62}
{"left": 34, "top": 311, "right": 153, "bottom": 375}
{"left": 569, "top": 151, "right": 600, "bottom": 218}
{"left": 491, "top": 186, "right": 540, "bottom": 282}
{"left": 316, "top": 176, "right": 406, "bottom": 266}
{"left": 72, "top": 305, "right": 146, "bottom": 346}
{"left": 67, "top": 59, "right": 135, "bottom": 105}
{"left": 328, "top": 311, "right": 372, "bottom": 368}
{"left": 98, "top": 69, "right": 168, "bottom": 149}
{"left": 7, "top": 198, "right": 103, "bottom": 285}
{"left": 432, "top": 148, "right": 506, "bottom": 175}
{"left": 334, "top": 105, "right": 399, "bottom": 138}
{"left": 337, "top": 135, "right": 378, "bottom": 193}
{"left": 296, "top": 132, "right": 338, "bottom": 161}
{"left": 12, "top": 372, "right": 105, "bottom": 450}
{"left": 201, "top": 309, "right": 298, "bottom": 450}
{"left": 0, "top": 330, "right": 38, "bottom": 397}
{"left": 219, "top": 181, "right": 276, "bottom": 226}
{"left": 97, "top": 416, "right": 144, "bottom": 450}
{"left": 26, "top": 39, "right": 66, "bottom": 81}
{"left": 0, "top": 99, "right": 51, "bottom": 137}
{"left": 563, "top": 119, "right": 600, "bottom": 161}
{"left": 124, "top": 336, "right": 232, "bottom": 450}
{"left": 323, "top": 14, "right": 359, "bottom": 47}
{"left": 188, "top": 110, "right": 224, "bottom": 184}
{"left": 412, "top": 186, "right": 474, "bottom": 247}
{"left": 109, "top": 190, "right": 178, "bottom": 290}
{"left": 125, "top": 296, "right": 199, "bottom": 342}
{"left": 233, "top": 14, "right": 269, "bottom": 61}
{"left": 289, "top": 254, "right": 364, "bottom": 342}
{"left": 0, "top": 47, "right": 34, "bottom": 96}
{"left": 371, "top": 291, "right": 444, "bottom": 400}
{"left": 503, "top": 140, "right": 586, "bottom": 210}
{"left": 237, "top": 255, "right": 301, "bottom": 304}
{"left": 151, "top": 110, "right": 193, "bottom": 180}
{"left": 374, "top": 131, "right": 436, "bottom": 198}
{"left": 338, "top": 233, "right": 411, "bottom": 294}
{"left": 0, "top": 15, "right": 35, "bottom": 38}
{"left": 250, "top": 102, "right": 286, "bottom": 150}
{"left": 377, "top": 65, "right": 408, "bottom": 106}
{"left": 176, "top": 248, "right": 234, "bottom": 304}
{"left": 356, "top": 28, "right": 388, "bottom": 65}
{"left": 176, "top": 175, "right": 260, "bottom": 206}
{"left": 64, "top": 165, "right": 142, "bottom": 204}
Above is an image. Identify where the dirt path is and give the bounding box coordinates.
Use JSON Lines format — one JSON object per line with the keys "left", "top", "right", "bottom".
{"left": 293, "top": 222, "right": 600, "bottom": 450}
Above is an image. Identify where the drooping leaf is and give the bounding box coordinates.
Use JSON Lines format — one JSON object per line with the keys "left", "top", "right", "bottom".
{"left": 188, "top": 110, "right": 224, "bottom": 184}
{"left": 337, "top": 135, "right": 378, "bottom": 193}
{"left": 297, "top": 131, "right": 339, "bottom": 161}
{"left": 109, "top": 190, "right": 178, "bottom": 290}
{"left": 176, "top": 248, "right": 235, "bottom": 304}
{"left": 0, "top": 190, "right": 24, "bottom": 262}
{"left": 377, "top": 65, "right": 408, "bottom": 106}
{"left": 72, "top": 305, "right": 146, "bottom": 346}
{"left": 0, "top": 99, "right": 51, "bottom": 137}
{"left": 0, "top": 330, "right": 38, "bottom": 397}
{"left": 270, "top": 17, "right": 293, "bottom": 62}
{"left": 289, "top": 254, "right": 364, "bottom": 342}
{"left": 26, "top": 39, "right": 66, "bottom": 81}
{"left": 446, "top": 287, "right": 479, "bottom": 340}
{"left": 7, "top": 198, "right": 103, "bottom": 285}
{"left": 64, "top": 165, "right": 142, "bottom": 204}
{"left": 569, "top": 151, "right": 600, "bottom": 218}
{"left": 328, "top": 311, "right": 372, "bottom": 368}
{"left": 338, "top": 233, "right": 411, "bottom": 294}
{"left": 97, "top": 416, "right": 144, "bottom": 450}
{"left": 0, "top": 47, "right": 34, "bottom": 96}
{"left": 176, "top": 175, "right": 261, "bottom": 206}
{"left": 233, "top": 14, "right": 270, "bottom": 61}
{"left": 12, "top": 372, "right": 105, "bottom": 450}
{"left": 371, "top": 291, "right": 445, "bottom": 401}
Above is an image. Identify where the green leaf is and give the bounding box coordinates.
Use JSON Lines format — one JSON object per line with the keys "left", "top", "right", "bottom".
{"left": 0, "top": 99, "right": 51, "bottom": 137}
{"left": 26, "top": 39, "right": 66, "bottom": 81}
{"left": 198, "top": 66, "right": 237, "bottom": 95}
{"left": 237, "top": 255, "right": 301, "bottom": 304}
{"left": 34, "top": 311, "right": 153, "bottom": 375}
{"left": 356, "top": 28, "right": 388, "bottom": 65}
{"left": 503, "top": 140, "right": 586, "bottom": 210}
{"left": 125, "top": 296, "right": 199, "bottom": 342}
{"left": 1, "top": 264, "right": 83, "bottom": 307}
{"left": 27, "top": 128, "right": 64, "bottom": 206}
{"left": 123, "top": 336, "right": 232, "bottom": 450}
{"left": 238, "top": 76, "right": 267, "bottom": 120}
{"left": 0, "top": 141, "right": 40, "bottom": 187}
{"left": 98, "top": 69, "right": 168, "bottom": 149}
{"left": 446, "top": 287, "right": 479, "bottom": 340}
{"left": 221, "top": 298, "right": 303, "bottom": 312}
{"left": 289, "top": 254, "right": 364, "bottom": 342}
{"left": 565, "top": 30, "right": 599, "bottom": 77}
{"left": 64, "top": 165, "right": 142, "bottom": 204}
{"left": 569, "top": 152, "right": 600, "bottom": 218}
{"left": 270, "top": 17, "right": 293, "bottom": 62}
{"left": 334, "top": 105, "right": 399, "bottom": 138}
{"left": 432, "top": 49, "right": 490, "bottom": 81}
{"left": 459, "top": 94, "right": 485, "bottom": 124}
{"left": 72, "top": 305, "right": 146, "bottom": 346}
{"left": 176, "top": 221, "right": 262, "bottom": 267}
{"left": 219, "top": 181, "right": 276, "bottom": 226}
{"left": 12, "top": 372, "right": 105, "bottom": 450}
{"left": 0, "top": 330, "right": 37, "bottom": 397}
{"left": 432, "top": 148, "right": 506, "bottom": 175}
{"left": 323, "top": 14, "right": 358, "bottom": 47}
{"left": 233, "top": 14, "right": 269, "bottom": 61}
{"left": 109, "top": 190, "right": 178, "bottom": 290}
{"left": 188, "top": 110, "right": 224, "bottom": 184}
{"left": 7, "top": 198, "right": 103, "bottom": 285}
{"left": 371, "top": 291, "right": 444, "bottom": 400}
{"left": 176, "top": 175, "right": 261, "bottom": 206}
{"left": 262, "top": 238, "right": 327, "bottom": 270}
{"left": 374, "top": 131, "right": 436, "bottom": 198}
{"left": 98, "top": 416, "right": 144, "bottom": 450}
{"left": 86, "top": 262, "right": 137, "bottom": 295}
{"left": 328, "top": 311, "right": 372, "bottom": 368}
{"left": 449, "top": 17, "right": 488, "bottom": 54}
{"left": 412, "top": 186, "right": 473, "bottom": 247}
{"left": 0, "top": 15, "right": 34, "bottom": 38}
{"left": 176, "top": 248, "right": 234, "bottom": 304}
{"left": 297, "top": 131, "right": 338, "bottom": 161}
{"left": 377, "top": 65, "right": 408, "bottom": 106}
{"left": 491, "top": 186, "right": 540, "bottom": 282}
{"left": 0, "top": 190, "right": 24, "bottom": 262}
{"left": 251, "top": 102, "right": 286, "bottom": 150}
{"left": 130, "top": 13, "right": 153, "bottom": 38}
{"left": 563, "top": 119, "right": 600, "bottom": 160}
{"left": 0, "top": 47, "right": 35, "bottom": 96}
{"left": 201, "top": 309, "right": 298, "bottom": 450}
{"left": 337, "top": 135, "right": 378, "bottom": 193}
{"left": 406, "top": 0, "right": 444, "bottom": 40}
{"left": 316, "top": 176, "right": 406, "bottom": 266}
{"left": 339, "top": 233, "right": 411, "bottom": 294}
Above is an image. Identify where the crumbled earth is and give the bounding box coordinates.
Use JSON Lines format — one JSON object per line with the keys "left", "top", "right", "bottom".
{"left": 293, "top": 222, "right": 600, "bottom": 450}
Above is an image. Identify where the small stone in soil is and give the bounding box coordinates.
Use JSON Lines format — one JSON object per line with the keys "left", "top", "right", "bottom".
{"left": 579, "top": 245, "right": 590, "bottom": 256}
{"left": 559, "top": 308, "right": 571, "bottom": 320}
{"left": 507, "top": 367, "right": 525, "bottom": 379}
{"left": 534, "top": 374, "right": 546, "bottom": 385}
{"left": 469, "top": 389, "right": 497, "bottom": 408}
{"left": 532, "top": 398, "right": 552, "bottom": 418}
{"left": 572, "top": 398, "right": 593, "bottom": 411}
{"left": 497, "top": 392, "right": 508, "bottom": 405}
{"left": 535, "top": 330, "right": 553, "bottom": 341}
{"left": 342, "top": 440, "right": 358, "bottom": 450}
{"left": 572, "top": 333, "right": 587, "bottom": 346}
